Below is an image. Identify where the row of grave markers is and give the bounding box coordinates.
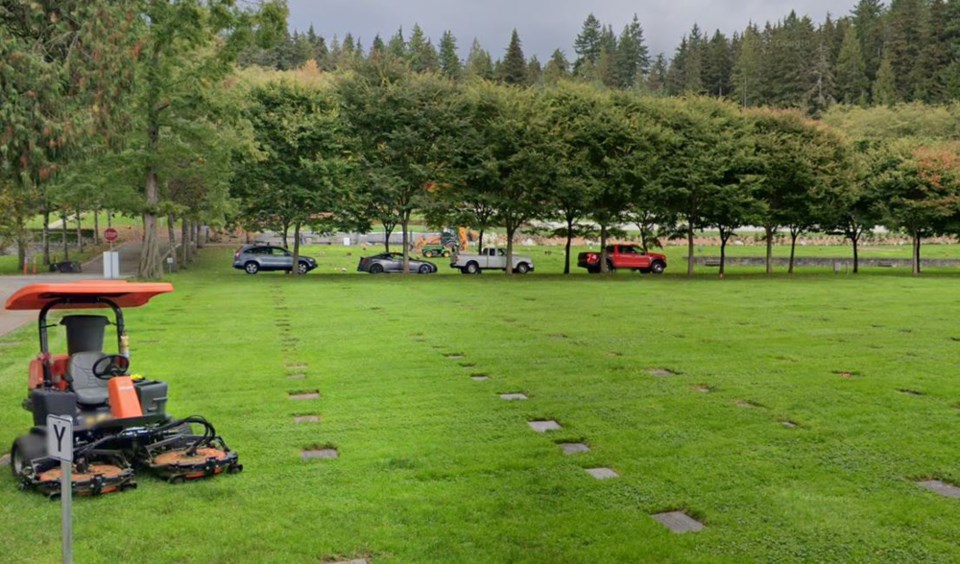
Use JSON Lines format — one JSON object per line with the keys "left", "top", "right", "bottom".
{"left": 444, "top": 350, "right": 707, "bottom": 534}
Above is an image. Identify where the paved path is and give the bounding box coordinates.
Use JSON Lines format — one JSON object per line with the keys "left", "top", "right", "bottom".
{"left": 0, "top": 242, "right": 146, "bottom": 338}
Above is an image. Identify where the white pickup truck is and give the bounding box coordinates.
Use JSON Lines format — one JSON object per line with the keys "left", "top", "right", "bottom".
{"left": 451, "top": 248, "right": 535, "bottom": 275}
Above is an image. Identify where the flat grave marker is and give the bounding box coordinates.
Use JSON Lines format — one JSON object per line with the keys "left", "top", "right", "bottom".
{"left": 302, "top": 448, "right": 338, "bottom": 460}
{"left": 559, "top": 443, "right": 590, "bottom": 455}
{"left": 918, "top": 480, "right": 960, "bottom": 499}
{"left": 500, "top": 393, "right": 528, "bottom": 401}
{"left": 585, "top": 467, "right": 619, "bottom": 480}
{"left": 528, "top": 420, "right": 562, "bottom": 433}
{"left": 652, "top": 511, "right": 705, "bottom": 534}
{"left": 289, "top": 391, "right": 320, "bottom": 401}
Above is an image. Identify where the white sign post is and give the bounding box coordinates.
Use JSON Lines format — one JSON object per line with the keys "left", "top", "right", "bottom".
{"left": 46, "top": 415, "right": 73, "bottom": 564}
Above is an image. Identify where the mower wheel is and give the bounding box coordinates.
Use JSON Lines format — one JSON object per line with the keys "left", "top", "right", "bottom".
{"left": 244, "top": 261, "right": 259, "bottom": 275}
{"left": 11, "top": 434, "right": 45, "bottom": 478}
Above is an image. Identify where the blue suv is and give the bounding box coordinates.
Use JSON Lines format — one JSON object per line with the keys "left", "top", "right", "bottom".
{"left": 232, "top": 245, "right": 318, "bottom": 275}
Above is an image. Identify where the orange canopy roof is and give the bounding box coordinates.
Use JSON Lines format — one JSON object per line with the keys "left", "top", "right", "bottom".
{"left": 5, "top": 281, "right": 174, "bottom": 311}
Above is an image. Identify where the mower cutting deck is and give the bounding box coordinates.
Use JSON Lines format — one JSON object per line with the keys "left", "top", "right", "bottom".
{"left": 5, "top": 281, "right": 242, "bottom": 498}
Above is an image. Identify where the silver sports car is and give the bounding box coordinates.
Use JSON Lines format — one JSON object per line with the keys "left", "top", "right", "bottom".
{"left": 357, "top": 253, "right": 438, "bottom": 274}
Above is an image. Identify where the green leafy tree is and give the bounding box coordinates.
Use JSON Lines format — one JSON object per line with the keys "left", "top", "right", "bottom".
{"left": 872, "top": 53, "right": 897, "bottom": 106}
{"left": 615, "top": 15, "right": 650, "bottom": 89}
{"left": 339, "top": 71, "right": 462, "bottom": 273}
{"left": 454, "top": 82, "right": 554, "bottom": 273}
{"left": 876, "top": 141, "right": 960, "bottom": 275}
{"left": 732, "top": 24, "right": 763, "bottom": 108}
{"left": 852, "top": 0, "right": 886, "bottom": 93}
{"left": 408, "top": 24, "right": 440, "bottom": 73}
{"left": 131, "top": 0, "right": 286, "bottom": 279}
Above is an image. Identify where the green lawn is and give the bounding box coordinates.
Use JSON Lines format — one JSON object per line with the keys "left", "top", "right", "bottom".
{"left": 1, "top": 248, "right": 959, "bottom": 562}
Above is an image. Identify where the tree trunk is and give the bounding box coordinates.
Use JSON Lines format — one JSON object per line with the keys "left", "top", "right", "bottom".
{"left": 686, "top": 221, "right": 695, "bottom": 277}
{"left": 765, "top": 224, "right": 775, "bottom": 275}
{"left": 75, "top": 207, "right": 83, "bottom": 252}
{"left": 194, "top": 223, "right": 200, "bottom": 250}
{"left": 42, "top": 210, "right": 51, "bottom": 265}
{"left": 107, "top": 210, "right": 113, "bottom": 228}
{"left": 167, "top": 214, "right": 177, "bottom": 273}
{"left": 401, "top": 215, "right": 410, "bottom": 274}
{"left": 181, "top": 218, "right": 190, "bottom": 266}
{"left": 382, "top": 223, "right": 394, "bottom": 253}
{"left": 599, "top": 224, "right": 609, "bottom": 274}
{"left": 912, "top": 232, "right": 921, "bottom": 276}
{"left": 478, "top": 228, "right": 485, "bottom": 253}
{"left": 505, "top": 224, "right": 516, "bottom": 275}
{"left": 719, "top": 229, "right": 729, "bottom": 278}
{"left": 93, "top": 208, "right": 100, "bottom": 245}
{"left": 139, "top": 167, "right": 163, "bottom": 279}
{"left": 282, "top": 222, "right": 289, "bottom": 249}
{"left": 850, "top": 229, "right": 860, "bottom": 274}
{"left": 563, "top": 216, "right": 574, "bottom": 275}
{"left": 788, "top": 229, "right": 799, "bottom": 274}
{"left": 16, "top": 215, "right": 27, "bottom": 272}
{"left": 61, "top": 211, "right": 69, "bottom": 261}
{"left": 292, "top": 221, "right": 302, "bottom": 276}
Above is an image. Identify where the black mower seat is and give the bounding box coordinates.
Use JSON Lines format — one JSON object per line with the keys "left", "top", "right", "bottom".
{"left": 69, "top": 352, "right": 109, "bottom": 406}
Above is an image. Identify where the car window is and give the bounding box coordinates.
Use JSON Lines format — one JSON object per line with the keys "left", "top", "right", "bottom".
{"left": 621, "top": 246, "right": 636, "bottom": 255}
{"left": 497, "top": 249, "right": 505, "bottom": 256}
{"left": 272, "top": 248, "right": 291, "bottom": 256}
{"left": 247, "top": 247, "right": 268, "bottom": 255}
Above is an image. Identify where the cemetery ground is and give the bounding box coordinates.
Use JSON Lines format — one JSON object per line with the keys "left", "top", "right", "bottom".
{"left": 0, "top": 247, "right": 958, "bottom": 562}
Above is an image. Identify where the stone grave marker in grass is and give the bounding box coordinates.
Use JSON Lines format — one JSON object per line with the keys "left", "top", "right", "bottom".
{"left": 918, "top": 480, "right": 960, "bottom": 499}
{"left": 528, "top": 420, "right": 562, "bottom": 433}
{"left": 696, "top": 385, "right": 714, "bottom": 394}
{"left": 649, "top": 368, "right": 679, "bottom": 377}
{"left": 286, "top": 364, "right": 308, "bottom": 371}
{"left": 585, "top": 467, "right": 619, "bottom": 480}
{"left": 330, "top": 559, "right": 368, "bottom": 564}
{"left": 294, "top": 415, "right": 320, "bottom": 424}
{"left": 500, "top": 393, "right": 528, "bottom": 401}
{"left": 459, "top": 362, "right": 477, "bottom": 368}
{"left": 288, "top": 373, "right": 306, "bottom": 380}
{"left": 651, "top": 511, "right": 705, "bottom": 533}
{"left": 471, "top": 375, "right": 490, "bottom": 382}
{"left": 780, "top": 420, "right": 799, "bottom": 429}
{"left": 289, "top": 390, "right": 320, "bottom": 400}
{"left": 899, "top": 389, "right": 924, "bottom": 396}
{"left": 301, "top": 447, "right": 338, "bottom": 460}
{"left": 737, "top": 400, "right": 764, "bottom": 409}
{"left": 444, "top": 352, "right": 465, "bottom": 360}
{"left": 558, "top": 443, "right": 590, "bottom": 455}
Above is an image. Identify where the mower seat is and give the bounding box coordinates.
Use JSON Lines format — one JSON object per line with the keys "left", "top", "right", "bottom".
{"left": 69, "top": 352, "right": 109, "bottom": 406}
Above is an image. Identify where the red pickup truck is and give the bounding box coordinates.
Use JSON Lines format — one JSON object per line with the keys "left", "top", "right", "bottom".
{"left": 578, "top": 245, "right": 667, "bottom": 274}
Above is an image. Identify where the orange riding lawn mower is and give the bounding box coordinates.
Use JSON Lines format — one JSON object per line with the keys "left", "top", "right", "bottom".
{"left": 5, "top": 282, "right": 241, "bottom": 499}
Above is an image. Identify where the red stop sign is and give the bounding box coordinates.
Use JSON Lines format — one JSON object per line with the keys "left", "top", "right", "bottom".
{"left": 104, "top": 228, "right": 119, "bottom": 242}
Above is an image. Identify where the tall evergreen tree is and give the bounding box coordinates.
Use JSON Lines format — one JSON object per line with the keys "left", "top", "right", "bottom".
{"left": 387, "top": 27, "right": 407, "bottom": 60}
{"left": 852, "top": 0, "right": 886, "bottom": 92}
{"left": 835, "top": 25, "right": 869, "bottom": 105}
{"left": 408, "top": 24, "right": 440, "bottom": 72}
{"left": 543, "top": 49, "right": 570, "bottom": 84}
{"left": 527, "top": 56, "right": 543, "bottom": 85}
{"left": 915, "top": 0, "right": 951, "bottom": 103}
{"left": 703, "top": 30, "right": 733, "bottom": 97}
{"left": 439, "top": 31, "right": 463, "bottom": 80}
{"left": 574, "top": 14, "right": 603, "bottom": 75}
{"left": 873, "top": 53, "right": 898, "bottom": 105}
{"left": 466, "top": 38, "right": 495, "bottom": 80}
{"left": 807, "top": 35, "right": 836, "bottom": 116}
{"left": 885, "top": 0, "right": 926, "bottom": 102}
{"left": 732, "top": 24, "right": 763, "bottom": 107}
{"left": 615, "top": 15, "right": 650, "bottom": 89}
{"left": 646, "top": 53, "right": 669, "bottom": 94}
{"left": 500, "top": 29, "right": 527, "bottom": 85}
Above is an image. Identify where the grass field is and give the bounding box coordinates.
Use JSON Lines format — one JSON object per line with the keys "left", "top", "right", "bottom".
{"left": 1, "top": 247, "right": 959, "bottom": 562}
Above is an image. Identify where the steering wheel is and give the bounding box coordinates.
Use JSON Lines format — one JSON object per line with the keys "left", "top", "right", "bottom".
{"left": 92, "top": 355, "right": 131, "bottom": 380}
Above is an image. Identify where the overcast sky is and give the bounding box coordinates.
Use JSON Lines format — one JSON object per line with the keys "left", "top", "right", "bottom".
{"left": 287, "top": 0, "right": 860, "bottom": 61}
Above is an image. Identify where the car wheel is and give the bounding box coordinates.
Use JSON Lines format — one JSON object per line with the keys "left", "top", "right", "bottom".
{"left": 515, "top": 262, "right": 530, "bottom": 274}
{"left": 443, "top": 251, "right": 451, "bottom": 257}
{"left": 244, "top": 262, "right": 259, "bottom": 275}
{"left": 651, "top": 261, "right": 666, "bottom": 275}
{"left": 418, "top": 264, "right": 432, "bottom": 274}
{"left": 423, "top": 251, "right": 433, "bottom": 258}
{"left": 369, "top": 264, "right": 384, "bottom": 275}
{"left": 298, "top": 262, "right": 309, "bottom": 275}
{"left": 466, "top": 262, "right": 481, "bottom": 275}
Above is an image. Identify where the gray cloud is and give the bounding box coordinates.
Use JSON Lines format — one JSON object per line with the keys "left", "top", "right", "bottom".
{"left": 287, "top": 0, "right": 859, "bottom": 61}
